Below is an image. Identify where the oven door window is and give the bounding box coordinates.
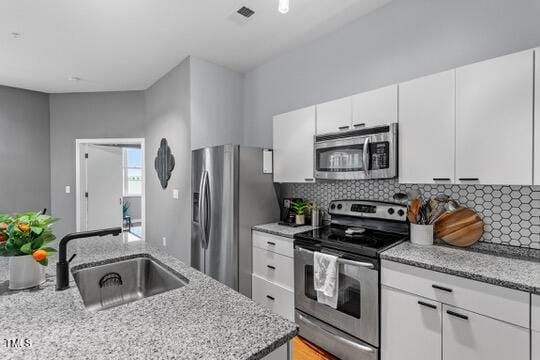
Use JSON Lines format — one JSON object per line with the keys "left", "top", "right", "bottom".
{"left": 304, "top": 264, "right": 361, "bottom": 319}
{"left": 316, "top": 145, "right": 364, "bottom": 172}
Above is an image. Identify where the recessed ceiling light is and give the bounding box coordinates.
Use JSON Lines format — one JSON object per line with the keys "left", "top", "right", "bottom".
{"left": 278, "top": 0, "right": 289, "bottom": 14}
{"left": 11, "top": 32, "right": 21, "bottom": 39}
{"left": 68, "top": 76, "right": 82, "bottom": 81}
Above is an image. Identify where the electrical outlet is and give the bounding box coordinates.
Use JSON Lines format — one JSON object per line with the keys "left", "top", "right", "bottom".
{"left": 172, "top": 189, "right": 179, "bottom": 200}
{"left": 162, "top": 237, "right": 167, "bottom": 247}
{"left": 65, "top": 186, "right": 71, "bottom": 194}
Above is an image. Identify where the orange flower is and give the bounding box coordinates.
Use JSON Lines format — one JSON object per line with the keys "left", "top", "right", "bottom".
{"left": 18, "top": 224, "right": 30, "bottom": 232}
{"left": 32, "top": 249, "right": 47, "bottom": 262}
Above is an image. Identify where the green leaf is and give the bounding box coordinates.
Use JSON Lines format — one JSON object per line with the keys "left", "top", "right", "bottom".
{"left": 30, "top": 226, "right": 43, "bottom": 235}
{"left": 20, "top": 243, "right": 33, "bottom": 254}
{"left": 32, "top": 238, "right": 44, "bottom": 250}
{"left": 38, "top": 258, "right": 48, "bottom": 266}
{"left": 41, "top": 247, "right": 57, "bottom": 253}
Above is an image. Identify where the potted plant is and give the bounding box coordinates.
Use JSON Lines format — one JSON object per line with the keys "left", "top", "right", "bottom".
{"left": 0, "top": 212, "right": 58, "bottom": 290}
{"left": 291, "top": 200, "right": 311, "bottom": 225}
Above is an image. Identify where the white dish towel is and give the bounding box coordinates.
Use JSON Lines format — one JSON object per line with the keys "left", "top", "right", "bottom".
{"left": 313, "top": 252, "right": 339, "bottom": 309}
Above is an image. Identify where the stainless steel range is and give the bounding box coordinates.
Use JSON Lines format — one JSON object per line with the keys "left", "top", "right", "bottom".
{"left": 293, "top": 200, "right": 408, "bottom": 360}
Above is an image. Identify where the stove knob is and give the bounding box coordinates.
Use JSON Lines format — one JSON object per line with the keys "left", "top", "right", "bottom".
{"left": 397, "top": 209, "right": 405, "bottom": 217}
{"left": 330, "top": 204, "right": 336, "bottom": 210}
{"left": 387, "top": 208, "right": 395, "bottom": 215}
{"left": 337, "top": 204, "right": 343, "bottom": 210}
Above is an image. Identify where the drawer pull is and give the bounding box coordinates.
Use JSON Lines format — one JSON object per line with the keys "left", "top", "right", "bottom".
{"left": 418, "top": 301, "right": 437, "bottom": 309}
{"left": 338, "top": 126, "right": 350, "bottom": 131}
{"left": 432, "top": 284, "right": 453, "bottom": 293}
{"left": 267, "top": 265, "right": 276, "bottom": 270}
{"left": 433, "top": 178, "right": 451, "bottom": 181}
{"left": 447, "top": 310, "right": 468, "bottom": 320}
{"left": 304, "top": 178, "right": 314, "bottom": 182}
{"left": 267, "top": 241, "right": 276, "bottom": 246}
{"left": 266, "top": 295, "right": 275, "bottom": 301}
{"left": 353, "top": 123, "right": 366, "bottom": 128}
{"left": 458, "top": 178, "right": 479, "bottom": 181}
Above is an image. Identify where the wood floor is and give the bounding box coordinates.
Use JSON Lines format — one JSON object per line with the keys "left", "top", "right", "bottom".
{"left": 292, "top": 336, "right": 338, "bottom": 360}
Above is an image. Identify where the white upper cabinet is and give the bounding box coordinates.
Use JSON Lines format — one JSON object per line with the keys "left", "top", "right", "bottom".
{"left": 535, "top": 48, "right": 540, "bottom": 185}
{"left": 456, "top": 50, "right": 534, "bottom": 185}
{"left": 352, "top": 84, "right": 398, "bottom": 128}
{"left": 316, "top": 97, "right": 352, "bottom": 134}
{"left": 273, "top": 106, "right": 316, "bottom": 183}
{"left": 399, "top": 70, "right": 456, "bottom": 184}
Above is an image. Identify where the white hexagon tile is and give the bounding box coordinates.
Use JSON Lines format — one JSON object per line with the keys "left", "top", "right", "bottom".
{"left": 282, "top": 180, "right": 540, "bottom": 249}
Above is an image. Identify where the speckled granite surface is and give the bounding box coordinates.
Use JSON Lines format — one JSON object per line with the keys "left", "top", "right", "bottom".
{"left": 381, "top": 241, "right": 540, "bottom": 294}
{"left": 252, "top": 222, "right": 316, "bottom": 239}
{"left": 0, "top": 237, "right": 297, "bottom": 360}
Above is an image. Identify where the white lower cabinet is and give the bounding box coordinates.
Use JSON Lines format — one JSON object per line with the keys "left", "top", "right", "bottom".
{"left": 442, "top": 304, "right": 529, "bottom": 360}
{"left": 251, "top": 231, "right": 295, "bottom": 322}
{"left": 533, "top": 332, "right": 540, "bottom": 360}
{"left": 381, "top": 286, "right": 441, "bottom": 360}
{"left": 381, "top": 261, "right": 531, "bottom": 360}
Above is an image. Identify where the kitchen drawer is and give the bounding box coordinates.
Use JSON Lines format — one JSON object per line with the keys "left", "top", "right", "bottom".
{"left": 253, "top": 246, "right": 294, "bottom": 291}
{"left": 381, "top": 260, "right": 530, "bottom": 328}
{"left": 533, "top": 294, "right": 540, "bottom": 331}
{"left": 252, "top": 274, "right": 294, "bottom": 321}
{"left": 252, "top": 231, "right": 293, "bottom": 258}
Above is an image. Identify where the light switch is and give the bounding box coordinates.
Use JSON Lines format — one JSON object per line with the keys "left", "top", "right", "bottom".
{"left": 65, "top": 186, "right": 71, "bottom": 194}
{"left": 172, "top": 189, "right": 179, "bottom": 199}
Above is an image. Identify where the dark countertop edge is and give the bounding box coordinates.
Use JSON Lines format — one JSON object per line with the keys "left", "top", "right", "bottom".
{"left": 380, "top": 253, "right": 540, "bottom": 295}
{"left": 248, "top": 329, "right": 298, "bottom": 360}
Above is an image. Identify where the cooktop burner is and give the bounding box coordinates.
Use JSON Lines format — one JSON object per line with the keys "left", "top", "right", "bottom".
{"left": 295, "top": 224, "right": 406, "bottom": 258}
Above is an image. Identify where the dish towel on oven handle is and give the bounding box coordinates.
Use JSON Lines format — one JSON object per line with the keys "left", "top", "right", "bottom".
{"left": 313, "top": 251, "right": 339, "bottom": 309}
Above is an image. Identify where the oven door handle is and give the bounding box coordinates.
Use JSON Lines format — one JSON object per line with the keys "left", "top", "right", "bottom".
{"left": 296, "top": 247, "right": 375, "bottom": 269}
{"left": 297, "top": 313, "right": 375, "bottom": 354}
{"left": 362, "top": 136, "right": 371, "bottom": 178}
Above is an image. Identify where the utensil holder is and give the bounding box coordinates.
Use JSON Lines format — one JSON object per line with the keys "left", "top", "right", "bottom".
{"left": 410, "top": 224, "right": 434, "bottom": 246}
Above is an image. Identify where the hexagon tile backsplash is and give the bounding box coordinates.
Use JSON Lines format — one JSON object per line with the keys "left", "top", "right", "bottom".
{"left": 281, "top": 180, "right": 540, "bottom": 249}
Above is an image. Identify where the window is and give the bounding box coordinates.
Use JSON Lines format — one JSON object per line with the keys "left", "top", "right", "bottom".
{"left": 123, "top": 147, "right": 142, "bottom": 196}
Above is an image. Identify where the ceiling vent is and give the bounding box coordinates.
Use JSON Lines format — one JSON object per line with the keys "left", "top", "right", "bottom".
{"left": 227, "top": 6, "right": 255, "bottom": 25}
{"left": 237, "top": 6, "right": 255, "bottom": 18}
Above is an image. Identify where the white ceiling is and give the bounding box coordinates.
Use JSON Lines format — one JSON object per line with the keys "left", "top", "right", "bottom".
{"left": 0, "top": 0, "right": 391, "bottom": 93}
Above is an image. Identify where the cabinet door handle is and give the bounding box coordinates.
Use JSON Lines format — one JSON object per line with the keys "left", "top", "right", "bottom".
{"left": 338, "top": 126, "right": 350, "bottom": 131}
{"left": 304, "top": 178, "right": 314, "bottom": 182}
{"left": 447, "top": 310, "right": 468, "bottom": 320}
{"left": 267, "top": 241, "right": 276, "bottom": 246}
{"left": 266, "top": 295, "right": 275, "bottom": 301}
{"left": 353, "top": 123, "right": 366, "bottom": 128}
{"left": 458, "top": 178, "right": 479, "bottom": 181}
{"left": 267, "top": 265, "right": 276, "bottom": 270}
{"left": 432, "top": 284, "right": 453, "bottom": 292}
{"left": 418, "top": 301, "right": 437, "bottom": 309}
{"left": 433, "top": 178, "right": 451, "bottom": 181}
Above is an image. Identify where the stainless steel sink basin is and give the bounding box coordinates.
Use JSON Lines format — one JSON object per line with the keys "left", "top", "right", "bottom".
{"left": 72, "top": 255, "right": 189, "bottom": 311}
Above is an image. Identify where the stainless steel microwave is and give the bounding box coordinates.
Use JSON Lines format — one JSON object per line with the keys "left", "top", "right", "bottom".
{"left": 314, "top": 123, "right": 398, "bottom": 180}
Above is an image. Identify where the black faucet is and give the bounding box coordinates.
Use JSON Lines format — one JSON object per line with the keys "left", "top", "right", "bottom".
{"left": 55, "top": 227, "right": 122, "bottom": 291}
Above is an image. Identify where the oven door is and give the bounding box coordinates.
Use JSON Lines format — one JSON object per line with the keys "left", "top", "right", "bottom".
{"left": 294, "top": 246, "right": 379, "bottom": 347}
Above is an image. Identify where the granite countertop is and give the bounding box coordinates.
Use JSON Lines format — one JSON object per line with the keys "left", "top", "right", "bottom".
{"left": 381, "top": 241, "right": 540, "bottom": 295}
{"left": 0, "top": 237, "right": 297, "bottom": 360}
{"left": 252, "top": 222, "right": 316, "bottom": 239}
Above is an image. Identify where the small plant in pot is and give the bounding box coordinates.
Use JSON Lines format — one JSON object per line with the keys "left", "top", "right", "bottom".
{"left": 0, "top": 212, "right": 58, "bottom": 290}
{"left": 291, "top": 200, "right": 311, "bottom": 225}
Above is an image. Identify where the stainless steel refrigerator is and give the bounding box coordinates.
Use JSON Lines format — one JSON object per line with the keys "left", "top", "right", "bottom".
{"left": 191, "top": 144, "right": 279, "bottom": 297}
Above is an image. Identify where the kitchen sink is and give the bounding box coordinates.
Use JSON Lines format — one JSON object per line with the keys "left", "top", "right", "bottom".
{"left": 72, "top": 255, "right": 189, "bottom": 311}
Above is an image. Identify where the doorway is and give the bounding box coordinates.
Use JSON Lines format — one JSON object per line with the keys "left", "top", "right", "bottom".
{"left": 75, "top": 138, "right": 145, "bottom": 242}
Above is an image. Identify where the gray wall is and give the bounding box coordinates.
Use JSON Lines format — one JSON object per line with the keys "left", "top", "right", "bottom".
{"left": 49, "top": 91, "right": 145, "bottom": 237}
{"left": 0, "top": 86, "right": 50, "bottom": 213}
{"left": 144, "top": 57, "right": 191, "bottom": 262}
{"left": 190, "top": 57, "right": 244, "bottom": 150}
{"left": 243, "top": 0, "right": 540, "bottom": 147}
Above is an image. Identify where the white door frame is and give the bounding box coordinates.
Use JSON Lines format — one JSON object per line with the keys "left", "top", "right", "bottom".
{"left": 75, "top": 138, "right": 146, "bottom": 241}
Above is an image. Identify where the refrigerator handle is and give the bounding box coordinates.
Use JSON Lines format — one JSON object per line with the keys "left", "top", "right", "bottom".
{"left": 200, "top": 170, "right": 211, "bottom": 249}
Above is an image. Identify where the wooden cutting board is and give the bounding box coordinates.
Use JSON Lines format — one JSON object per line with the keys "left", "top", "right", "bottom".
{"left": 434, "top": 208, "right": 484, "bottom": 247}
